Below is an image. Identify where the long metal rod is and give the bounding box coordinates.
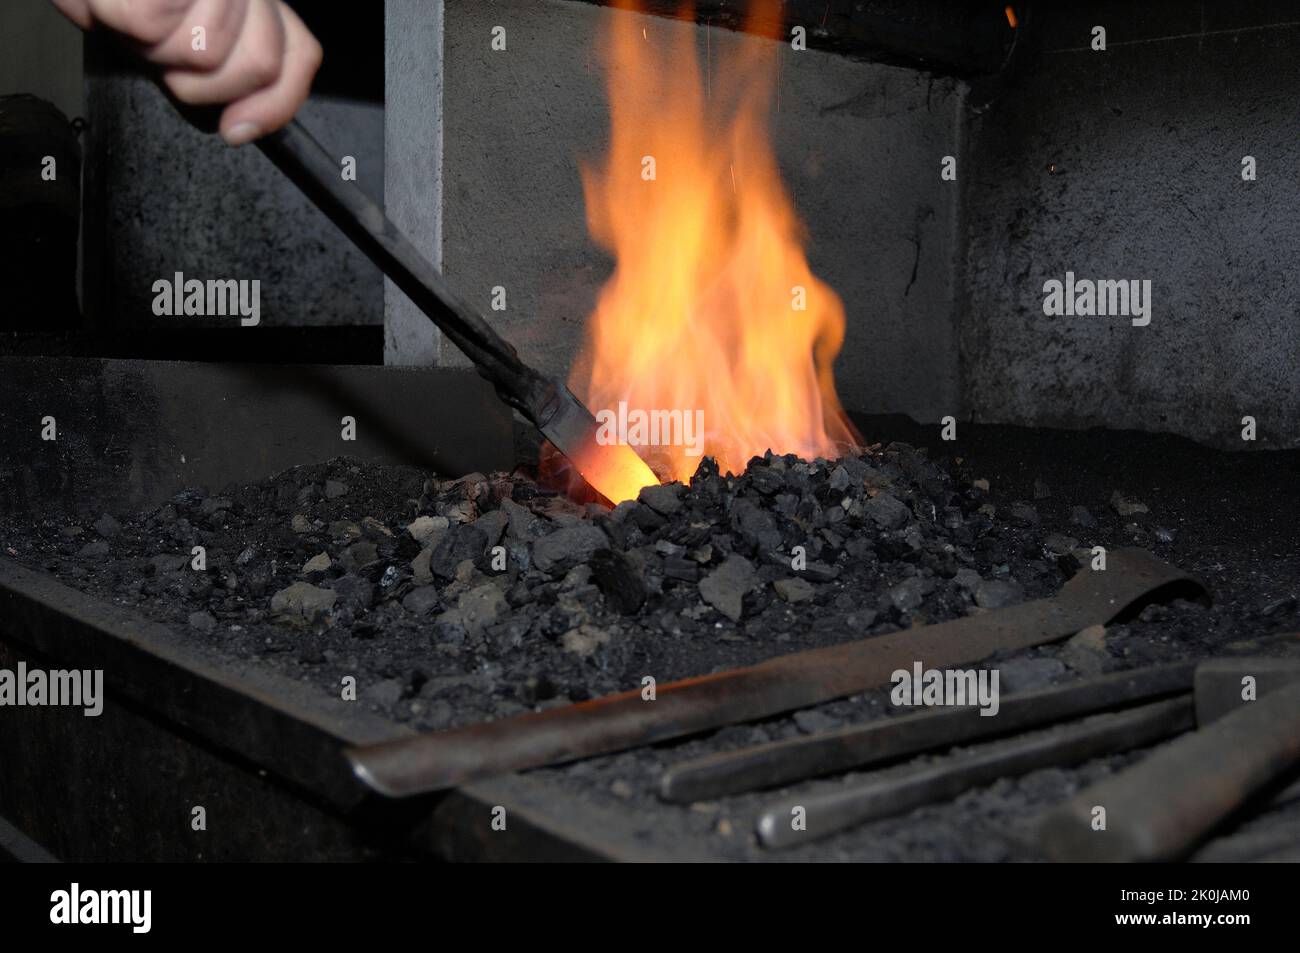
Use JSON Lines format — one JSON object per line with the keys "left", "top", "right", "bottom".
{"left": 254, "top": 119, "right": 660, "bottom": 504}
{"left": 660, "top": 661, "right": 1196, "bottom": 803}
{"left": 756, "top": 697, "right": 1195, "bottom": 850}
{"left": 152, "top": 82, "right": 658, "bottom": 501}
{"left": 347, "top": 549, "right": 1205, "bottom": 797}
{"left": 256, "top": 121, "right": 551, "bottom": 418}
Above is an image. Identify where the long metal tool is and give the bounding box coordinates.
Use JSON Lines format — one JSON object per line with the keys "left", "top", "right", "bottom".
{"left": 253, "top": 120, "right": 657, "bottom": 505}
{"left": 347, "top": 549, "right": 1205, "bottom": 797}
{"left": 755, "top": 697, "right": 1194, "bottom": 849}
{"left": 1039, "top": 662, "right": 1300, "bottom": 862}
{"left": 660, "top": 661, "right": 1196, "bottom": 803}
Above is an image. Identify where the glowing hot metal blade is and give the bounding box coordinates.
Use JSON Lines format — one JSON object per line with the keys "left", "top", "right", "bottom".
{"left": 539, "top": 384, "right": 660, "bottom": 504}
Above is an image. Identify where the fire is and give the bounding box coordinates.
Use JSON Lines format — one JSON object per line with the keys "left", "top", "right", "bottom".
{"left": 568, "top": 0, "right": 859, "bottom": 495}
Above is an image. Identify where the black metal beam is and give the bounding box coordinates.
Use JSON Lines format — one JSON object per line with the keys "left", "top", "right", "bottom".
{"left": 568, "top": 0, "right": 1022, "bottom": 77}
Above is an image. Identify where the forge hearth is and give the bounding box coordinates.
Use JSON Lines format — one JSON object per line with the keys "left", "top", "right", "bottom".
{"left": 5, "top": 0, "right": 1300, "bottom": 882}
{"left": 3, "top": 412, "right": 1298, "bottom": 862}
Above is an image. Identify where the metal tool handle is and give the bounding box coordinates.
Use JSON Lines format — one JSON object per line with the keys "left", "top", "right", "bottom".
{"left": 254, "top": 119, "right": 555, "bottom": 419}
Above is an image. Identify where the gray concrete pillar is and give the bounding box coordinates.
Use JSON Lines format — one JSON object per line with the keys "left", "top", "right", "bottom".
{"left": 384, "top": 0, "right": 443, "bottom": 365}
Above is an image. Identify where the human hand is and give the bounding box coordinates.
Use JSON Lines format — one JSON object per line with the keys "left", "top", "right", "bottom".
{"left": 51, "top": 0, "right": 323, "bottom": 145}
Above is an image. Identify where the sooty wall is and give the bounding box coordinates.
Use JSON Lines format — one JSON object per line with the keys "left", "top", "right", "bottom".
{"left": 960, "top": 2, "right": 1300, "bottom": 449}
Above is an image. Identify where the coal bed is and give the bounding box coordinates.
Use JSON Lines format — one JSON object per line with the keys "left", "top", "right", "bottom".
{"left": 4, "top": 416, "right": 1298, "bottom": 861}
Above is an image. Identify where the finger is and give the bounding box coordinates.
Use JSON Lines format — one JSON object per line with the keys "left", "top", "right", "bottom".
{"left": 219, "top": 2, "right": 321, "bottom": 145}
{"left": 143, "top": 0, "right": 250, "bottom": 71}
{"left": 49, "top": 0, "right": 94, "bottom": 30}
{"left": 164, "top": 0, "right": 285, "bottom": 108}
{"left": 83, "top": 0, "right": 195, "bottom": 47}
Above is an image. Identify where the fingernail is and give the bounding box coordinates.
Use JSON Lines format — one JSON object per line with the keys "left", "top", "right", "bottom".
{"left": 223, "top": 122, "right": 262, "bottom": 147}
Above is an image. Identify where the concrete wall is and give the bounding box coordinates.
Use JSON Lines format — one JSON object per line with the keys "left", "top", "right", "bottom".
{"left": 0, "top": 0, "right": 83, "bottom": 119}
{"left": 86, "top": 71, "right": 384, "bottom": 331}
{"left": 441, "top": 0, "right": 965, "bottom": 422}
{"left": 960, "top": 3, "right": 1300, "bottom": 448}
{"left": 384, "top": 0, "right": 443, "bottom": 365}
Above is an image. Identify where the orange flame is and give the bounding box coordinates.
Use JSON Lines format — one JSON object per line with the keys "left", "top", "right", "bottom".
{"left": 567, "top": 0, "right": 859, "bottom": 493}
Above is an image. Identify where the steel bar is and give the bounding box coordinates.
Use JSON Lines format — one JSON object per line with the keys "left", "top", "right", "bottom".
{"left": 347, "top": 549, "right": 1205, "bottom": 797}
{"left": 571, "top": 1, "right": 1019, "bottom": 78}
{"left": 756, "top": 697, "right": 1195, "bottom": 850}
{"left": 660, "top": 661, "right": 1196, "bottom": 803}
{"left": 253, "top": 119, "right": 656, "bottom": 503}
{"left": 1039, "top": 679, "right": 1300, "bottom": 862}
{"left": 256, "top": 121, "right": 537, "bottom": 404}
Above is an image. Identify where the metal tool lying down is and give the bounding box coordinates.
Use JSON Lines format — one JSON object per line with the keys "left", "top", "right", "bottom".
{"left": 662, "top": 661, "right": 1199, "bottom": 804}
{"left": 692, "top": 654, "right": 1300, "bottom": 852}
{"left": 757, "top": 695, "right": 1197, "bottom": 849}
